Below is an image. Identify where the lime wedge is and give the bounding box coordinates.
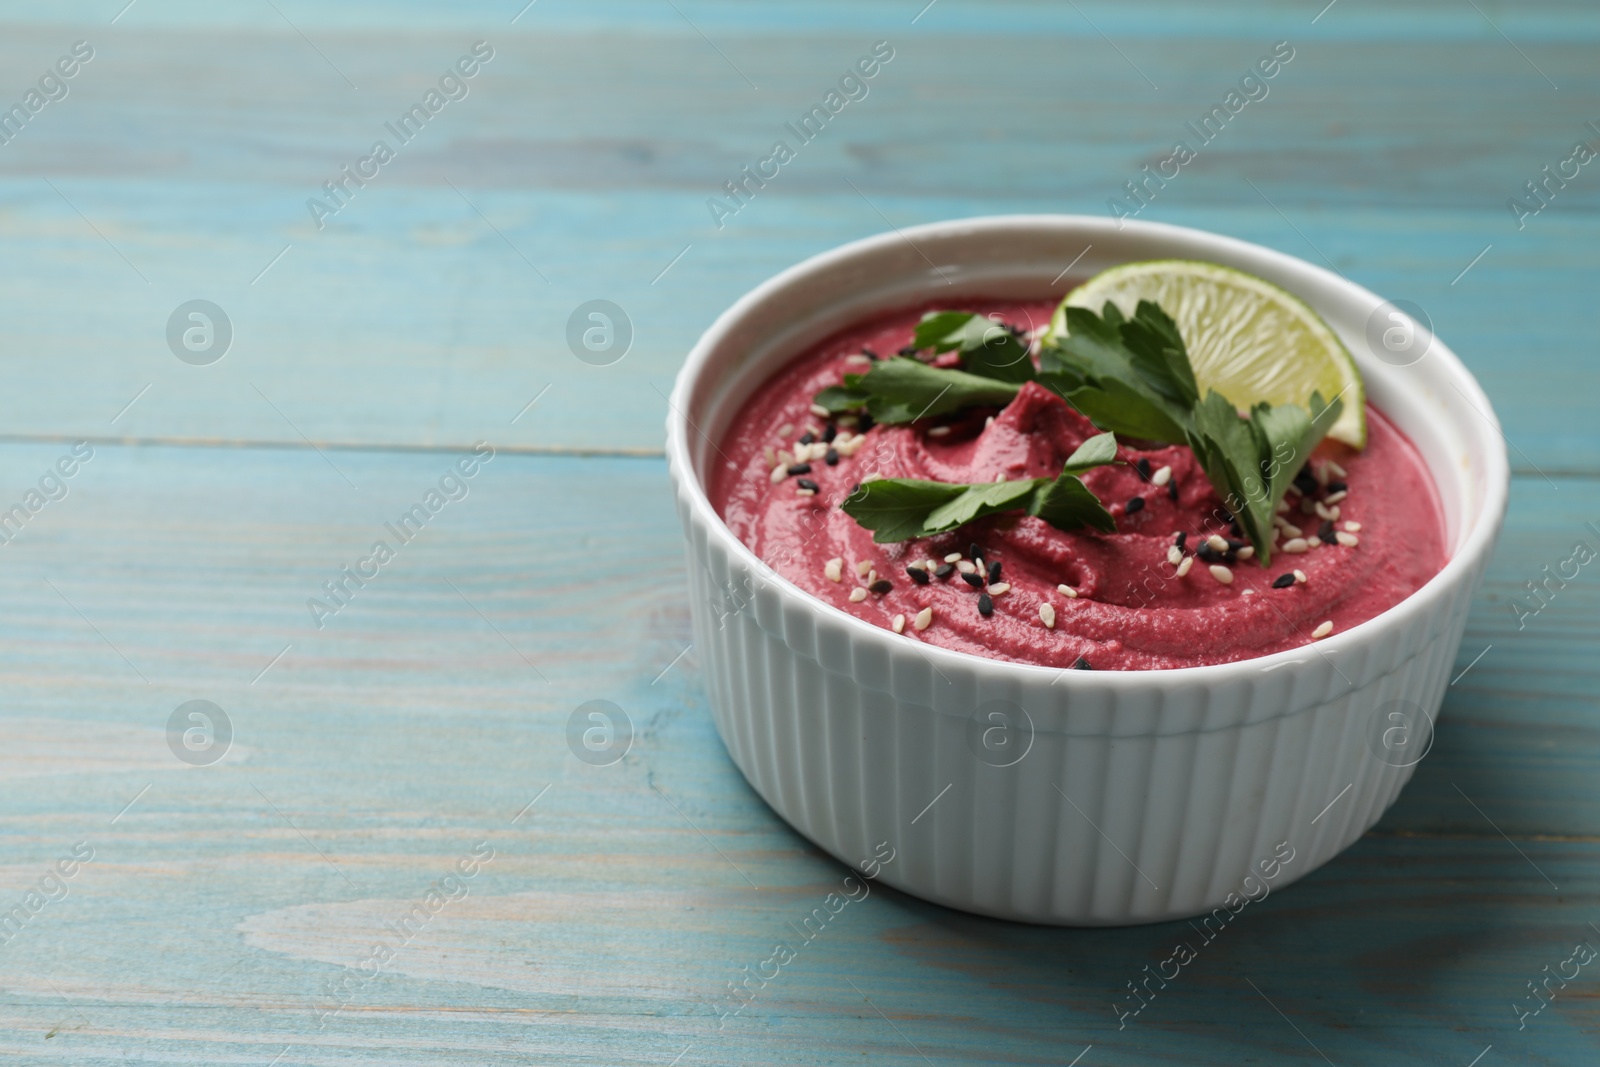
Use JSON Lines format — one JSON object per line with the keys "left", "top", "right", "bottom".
{"left": 1047, "top": 259, "right": 1365, "bottom": 448}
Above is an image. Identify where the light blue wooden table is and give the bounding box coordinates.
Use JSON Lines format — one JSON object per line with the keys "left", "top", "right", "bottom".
{"left": 0, "top": 1, "right": 1595, "bottom": 1063}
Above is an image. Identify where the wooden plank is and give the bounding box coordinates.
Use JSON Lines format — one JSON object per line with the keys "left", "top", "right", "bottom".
{"left": 0, "top": 14, "right": 1592, "bottom": 459}
{"left": 0, "top": 442, "right": 1592, "bottom": 1063}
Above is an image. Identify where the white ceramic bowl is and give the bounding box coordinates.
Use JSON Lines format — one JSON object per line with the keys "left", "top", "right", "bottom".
{"left": 666, "top": 215, "right": 1507, "bottom": 925}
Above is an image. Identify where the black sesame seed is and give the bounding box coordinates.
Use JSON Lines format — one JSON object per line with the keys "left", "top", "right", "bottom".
{"left": 862, "top": 348, "right": 879, "bottom": 361}
{"left": 796, "top": 478, "right": 820, "bottom": 492}
{"left": 1293, "top": 468, "right": 1318, "bottom": 496}
{"left": 799, "top": 431, "right": 815, "bottom": 445}
{"left": 869, "top": 579, "right": 893, "bottom": 595}
{"left": 1174, "top": 532, "right": 1187, "bottom": 550}
{"left": 1229, "top": 519, "right": 1243, "bottom": 538}
{"left": 1317, "top": 520, "right": 1338, "bottom": 545}
{"left": 825, "top": 448, "right": 839, "bottom": 466}
{"left": 1225, "top": 538, "right": 1247, "bottom": 552}
{"left": 1126, "top": 497, "right": 1145, "bottom": 515}
{"left": 857, "top": 413, "right": 875, "bottom": 433}
{"left": 822, "top": 424, "right": 838, "bottom": 443}
{"left": 1325, "top": 480, "right": 1347, "bottom": 494}
{"left": 1272, "top": 573, "right": 1296, "bottom": 589}
{"left": 1196, "top": 542, "right": 1221, "bottom": 563}
{"left": 908, "top": 566, "right": 930, "bottom": 585}
{"left": 977, "top": 593, "right": 994, "bottom": 617}
{"left": 1136, "top": 457, "right": 1151, "bottom": 480}
{"left": 987, "top": 561, "right": 1002, "bottom": 584}
{"left": 961, "top": 571, "right": 985, "bottom": 589}
{"left": 968, "top": 542, "right": 984, "bottom": 562}
{"left": 787, "top": 463, "right": 812, "bottom": 476}
{"left": 1073, "top": 656, "right": 1092, "bottom": 670}
{"left": 934, "top": 563, "right": 955, "bottom": 579}
{"left": 1167, "top": 481, "right": 1179, "bottom": 502}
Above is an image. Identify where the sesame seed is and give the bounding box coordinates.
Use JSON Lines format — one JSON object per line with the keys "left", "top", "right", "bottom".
{"left": 957, "top": 561, "right": 976, "bottom": 574}
{"left": 1207, "top": 535, "right": 1228, "bottom": 552}
{"left": 1152, "top": 465, "right": 1172, "bottom": 487}
{"left": 1271, "top": 572, "right": 1296, "bottom": 589}
{"left": 1040, "top": 603, "right": 1056, "bottom": 629}
{"left": 1326, "top": 459, "right": 1347, "bottom": 478}
{"left": 1277, "top": 520, "right": 1303, "bottom": 538}
{"left": 824, "top": 558, "right": 843, "bottom": 583}
{"left": 1242, "top": 589, "right": 1255, "bottom": 596}
{"left": 1276, "top": 498, "right": 1291, "bottom": 513}
{"left": 927, "top": 426, "right": 951, "bottom": 438}
{"left": 1317, "top": 520, "right": 1338, "bottom": 545}
{"left": 1174, "top": 532, "right": 1187, "bottom": 549}
{"left": 1294, "top": 569, "right": 1307, "bottom": 583}
{"left": 1282, "top": 538, "right": 1309, "bottom": 554}
{"left": 1314, "top": 501, "right": 1336, "bottom": 520}
{"left": 796, "top": 478, "right": 819, "bottom": 492}
{"left": 763, "top": 446, "right": 775, "bottom": 467}
{"left": 968, "top": 543, "right": 983, "bottom": 561}
{"left": 1236, "top": 546, "right": 1255, "bottom": 560}
{"left": 977, "top": 593, "right": 994, "bottom": 617}
{"left": 1209, "top": 564, "right": 1233, "bottom": 584}
{"left": 1167, "top": 481, "right": 1178, "bottom": 502}
{"left": 849, "top": 587, "right": 868, "bottom": 603}
{"left": 987, "top": 561, "right": 1002, "bottom": 584}
{"left": 822, "top": 424, "right": 838, "bottom": 443}
{"left": 1313, "top": 462, "right": 1330, "bottom": 487}
{"left": 777, "top": 449, "right": 795, "bottom": 466}
{"left": 1325, "top": 480, "right": 1347, "bottom": 494}
{"left": 934, "top": 564, "right": 955, "bottom": 579}
{"left": 961, "top": 571, "right": 985, "bottom": 589}
{"left": 984, "top": 415, "right": 995, "bottom": 429}
{"left": 769, "top": 465, "right": 787, "bottom": 484}
{"left": 1175, "top": 556, "right": 1193, "bottom": 577}
{"left": 1324, "top": 490, "right": 1348, "bottom": 505}
{"left": 799, "top": 431, "right": 815, "bottom": 446}
{"left": 1312, "top": 620, "right": 1333, "bottom": 639}
{"left": 914, "top": 607, "right": 934, "bottom": 631}
{"left": 1136, "top": 457, "right": 1152, "bottom": 480}
{"left": 825, "top": 448, "right": 839, "bottom": 466}
{"left": 777, "top": 423, "right": 793, "bottom": 438}
{"left": 892, "top": 613, "right": 906, "bottom": 633}
{"left": 796, "top": 488, "right": 816, "bottom": 497}
{"left": 1336, "top": 531, "right": 1360, "bottom": 547}
{"left": 869, "top": 579, "right": 893, "bottom": 595}
{"left": 845, "top": 354, "right": 872, "bottom": 365}
{"left": 1057, "top": 584, "right": 1078, "bottom": 598}
{"left": 855, "top": 560, "right": 870, "bottom": 577}
{"left": 1344, "top": 521, "right": 1361, "bottom": 532}
{"left": 1073, "top": 656, "right": 1092, "bottom": 670}
{"left": 908, "top": 565, "right": 930, "bottom": 585}
{"left": 1167, "top": 545, "right": 1183, "bottom": 566}
{"left": 1126, "top": 496, "right": 1145, "bottom": 514}
{"left": 809, "top": 403, "right": 830, "bottom": 418}
{"left": 987, "top": 582, "right": 1011, "bottom": 596}
{"left": 944, "top": 552, "right": 962, "bottom": 563}
{"left": 787, "top": 462, "right": 812, "bottom": 476}
{"left": 865, "top": 568, "right": 877, "bottom": 586}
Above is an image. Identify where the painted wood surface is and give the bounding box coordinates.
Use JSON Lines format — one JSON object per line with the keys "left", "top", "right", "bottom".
{"left": 0, "top": 2, "right": 1595, "bottom": 1065}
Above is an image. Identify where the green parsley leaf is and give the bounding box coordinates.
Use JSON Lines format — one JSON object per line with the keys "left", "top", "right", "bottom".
{"left": 824, "top": 357, "right": 1021, "bottom": 424}
{"left": 911, "top": 311, "right": 1034, "bottom": 383}
{"left": 839, "top": 432, "right": 1119, "bottom": 542}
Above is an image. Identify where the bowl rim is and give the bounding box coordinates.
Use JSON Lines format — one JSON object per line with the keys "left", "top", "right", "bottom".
{"left": 666, "top": 213, "right": 1510, "bottom": 687}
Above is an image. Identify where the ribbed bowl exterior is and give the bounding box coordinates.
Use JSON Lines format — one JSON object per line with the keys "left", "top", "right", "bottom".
{"left": 666, "top": 215, "right": 1507, "bottom": 925}
{"left": 674, "top": 477, "right": 1487, "bottom": 925}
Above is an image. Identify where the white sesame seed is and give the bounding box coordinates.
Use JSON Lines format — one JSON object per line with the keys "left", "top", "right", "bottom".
{"left": 777, "top": 423, "right": 793, "bottom": 439}
{"left": 892, "top": 613, "right": 906, "bottom": 634}
{"left": 1312, "top": 620, "right": 1333, "bottom": 639}
{"left": 1326, "top": 459, "right": 1347, "bottom": 478}
{"left": 1277, "top": 520, "right": 1303, "bottom": 538}
{"left": 866, "top": 568, "right": 877, "bottom": 585}
{"left": 1175, "top": 556, "right": 1193, "bottom": 578}
{"left": 1294, "top": 569, "right": 1307, "bottom": 583}
{"left": 1314, "top": 462, "right": 1330, "bottom": 487}
{"left": 924, "top": 559, "right": 938, "bottom": 572}
{"left": 1209, "top": 564, "right": 1233, "bottom": 584}
{"left": 769, "top": 464, "right": 787, "bottom": 484}
{"left": 1207, "top": 534, "right": 1228, "bottom": 552}
{"left": 1301, "top": 497, "right": 1317, "bottom": 515}
{"left": 1040, "top": 603, "right": 1056, "bottom": 629}
{"left": 838, "top": 438, "right": 863, "bottom": 457}
{"left": 1344, "top": 521, "right": 1361, "bottom": 532}
{"left": 1242, "top": 588, "right": 1255, "bottom": 596}
{"left": 809, "top": 403, "right": 830, "bottom": 418}
{"left": 994, "top": 473, "right": 1006, "bottom": 483}
{"left": 1167, "top": 545, "right": 1183, "bottom": 566}
{"left": 906, "top": 560, "right": 926, "bottom": 571}
{"left": 845, "top": 353, "right": 872, "bottom": 365}
{"left": 1336, "top": 531, "right": 1360, "bottom": 547}
{"left": 856, "top": 560, "right": 872, "bottom": 577}
{"left": 927, "top": 426, "right": 951, "bottom": 438}
{"left": 1236, "top": 545, "right": 1255, "bottom": 560}
{"left": 1276, "top": 498, "right": 1291, "bottom": 513}
{"left": 957, "top": 561, "right": 976, "bottom": 574}
{"left": 849, "top": 587, "right": 868, "bottom": 603}
{"left": 914, "top": 607, "right": 934, "bottom": 631}
{"left": 824, "top": 558, "right": 843, "bottom": 583}
{"left": 988, "top": 582, "right": 1011, "bottom": 596}
{"left": 1057, "top": 584, "right": 1078, "bottom": 598}
{"left": 861, "top": 471, "right": 881, "bottom": 483}
{"left": 777, "top": 449, "right": 794, "bottom": 467}
{"left": 763, "top": 446, "right": 776, "bottom": 467}
{"left": 1282, "top": 538, "right": 1309, "bottom": 554}
{"left": 1324, "top": 490, "right": 1348, "bottom": 505}
{"left": 796, "top": 488, "right": 816, "bottom": 497}
{"left": 1315, "top": 500, "right": 1342, "bottom": 521}
{"left": 984, "top": 415, "right": 995, "bottom": 429}
{"left": 1152, "top": 465, "right": 1172, "bottom": 487}
{"left": 944, "top": 552, "right": 962, "bottom": 563}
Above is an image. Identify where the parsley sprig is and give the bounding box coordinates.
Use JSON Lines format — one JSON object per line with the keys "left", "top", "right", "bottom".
{"left": 840, "top": 432, "right": 1119, "bottom": 543}
{"left": 816, "top": 303, "right": 1344, "bottom": 562}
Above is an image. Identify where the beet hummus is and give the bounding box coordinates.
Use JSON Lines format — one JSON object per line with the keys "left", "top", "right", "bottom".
{"left": 711, "top": 299, "right": 1447, "bottom": 670}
